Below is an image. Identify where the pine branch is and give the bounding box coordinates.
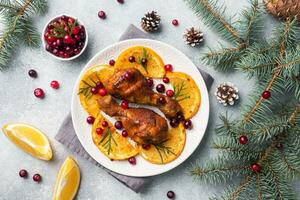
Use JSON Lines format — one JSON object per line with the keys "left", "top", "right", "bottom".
{"left": 184, "top": 0, "right": 244, "bottom": 45}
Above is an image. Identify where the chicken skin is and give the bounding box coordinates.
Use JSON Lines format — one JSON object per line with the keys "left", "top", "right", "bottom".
{"left": 103, "top": 68, "right": 182, "bottom": 119}
{"left": 98, "top": 95, "right": 168, "bottom": 144}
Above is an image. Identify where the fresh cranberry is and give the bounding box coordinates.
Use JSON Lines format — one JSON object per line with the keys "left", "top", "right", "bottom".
{"left": 45, "top": 44, "right": 52, "bottom": 52}
{"left": 109, "top": 59, "right": 115, "bottom": 66}
{"left": 128, "top": 56, "right": 135, "bottom": 63}
{"left": 117, "top": 0, "right": 124, "bottom": 4}
{"left": 98, "top": 11, "right": 106, "bottom": 19}
{"left": 156, "top": 84, "right": 165, "bottom": 93}
{"left": 114, "top": 121, "right": 123, "bottom": 129}
{"left": 74, "top": 35, "right": 81, "bottom": 41}
{"left": 183, "top": 119, "right": 192, "bottom": 129}
{"left": 128, "top": 157, "right": 136, "bottom": 165}
{"left": 50, "top": 80, "right": 60, "bottom": 89}
{"left": 86, "top": 116, "right": 95, "bottom": 124}
{"left": 52, "top": 48, "right": 58, "bottom": 55}
{"left": 96, "top": 82, "right": 104, "bottom": 89}
{"left": 64, "top": 26, "right": 69, "bottom": 32}
{"left": 239, "top": 135, "right": 248, "bottom": 145}
{"left": 146, "top": 78, "right": 154, "bottom": 87}
{"left": 158, "top": 97, "right": 166, "bottom": 104}
{"left": 262, "top": 90, "right": 271, "bottom": 99}
{"left": 91, "top": 87, "right": 98, "bottom": 94}
{"left": 60, "top": 15, "right": 68, "bottom": 22}
{"left": 63, "top": 35, "right": 73, "bottom": 44}
{"left": 63, "top": 53, "right": 70, "bottom": 58}
{"left": 122, "top": 130, "right": 128, "bottom": 137}
{"left": 166, "top": 90, "right": 174, "bottom": 97}
{"left": 167, "top": 191, "right": 175, "bottom": 199}
{"left": 72, "top": 26, "right": 80, "bottom": 35}
{"left": 74, "top": 48, "right": 80, "bottom": 55}
{"left": 142, "top": 143, "right": 151, "bottom": 150}
{"left": 56, "top": 39, "right": 63, "bottom": 47}
{"left": 47, "top": 36, "right": 56, "bottom": 43}
{"left": 102, "top": 121, "right": 108, "bottom": 127}
{"left": 170, "top": 118, "right": 179, "bottom": 128}
{"left": 176, "top": 113, "right": 185, "bottom": 122}
{"left": 19, "top": 169, "right": 28, "bottom": 178}
{"left": 68, "top": 17, "right": 75, "bottom": 25}
{"left": 58, "top": 51, "right": 64, "bottom": 57}
{"left": 99, "top": 88, "right": 107, "bottom": 96}
{"left": 164, "top": 64, "right": 173, "bottom": 72}
{"left": 124, "top": 72, "right": 132, "bottom": 81}
{"left": 250, "top": 163, "right": 261, "bottom": 173}
{"left": 28, "top": 69, "right": 38, "bottom": 78}
{"left": 33, "top": 174, "right": 42, "bottom": 182}
{"left": 172, "top": 19, "right": 179, "bottom": 26}
{"left": 141, "top": 58, "right": 147, "bottom": 65}
{"left": 34, "top": 88, "right": 45, "bottom": 99}
{"left": 121, "top": 100, "right": 129, "bottom": 109}
{"left": 96, "top": 128, "right": 104, "bottom": 135}
{"left": 163, "top": 77, "right": 170, "bottom": 83}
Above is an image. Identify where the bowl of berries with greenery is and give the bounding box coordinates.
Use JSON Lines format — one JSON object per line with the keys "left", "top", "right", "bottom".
{"left": 42, "top": 15, "right": 88, "bottom": 61}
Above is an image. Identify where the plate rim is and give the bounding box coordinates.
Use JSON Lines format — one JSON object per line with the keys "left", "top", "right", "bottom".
{"left": 71, "top": 38, "right": 210, "bottom": 177}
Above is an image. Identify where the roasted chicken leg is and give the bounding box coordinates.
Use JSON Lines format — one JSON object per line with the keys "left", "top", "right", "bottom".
{"left": 104, "top": 68, "right": 182, "bottom": 119}
{"left": 98, "top": 95, "right": 168, "bottom": 144}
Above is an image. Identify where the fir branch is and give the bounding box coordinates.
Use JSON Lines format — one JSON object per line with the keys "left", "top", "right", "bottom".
{"left": 184, "top": 0, "right": 243, "bottom": 44}
{"left": 228, "top": 175, "right": 253, "bottom": 200}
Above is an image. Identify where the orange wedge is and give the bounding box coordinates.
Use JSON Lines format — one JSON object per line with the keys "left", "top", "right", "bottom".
{"left": 53, "top": 156, "right": 80, "bottom": 200}
{"left": 2, "top": 123, "right": 52, "bottom": 160}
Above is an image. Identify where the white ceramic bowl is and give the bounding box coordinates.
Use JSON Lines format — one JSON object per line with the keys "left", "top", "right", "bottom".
{"left": 42, "top": 14, "right": 88, "bottom": 61}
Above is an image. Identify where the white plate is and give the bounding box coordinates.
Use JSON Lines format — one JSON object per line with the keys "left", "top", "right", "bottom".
{"left": 71, "top": 39, "right": 209, "bottom": 177}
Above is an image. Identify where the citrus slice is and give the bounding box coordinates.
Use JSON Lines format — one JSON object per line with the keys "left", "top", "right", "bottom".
{"left": 115, "top": 46, "right": 165, "bottom": 78}
{"left": 140, "top": 124, "right": 186, "bottom": 164}
{"left": 78, "top": 65, "right": 114, "bottom": 117}
{"left": 92, "top": 114, "right": 139, "bottom": 160}
{"left": 166, "top": 72, "right": 201, "bottom": 119}
{"left": 2, "top": 123, "right": 52, "bottom": 160}
{"left": 53, "top": 156, "right": 80, "bottom": 200}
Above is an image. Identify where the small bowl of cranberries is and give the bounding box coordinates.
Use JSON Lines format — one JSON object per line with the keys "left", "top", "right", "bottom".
{"left": 42, "top": 15, "right": 88, "bottom": 61}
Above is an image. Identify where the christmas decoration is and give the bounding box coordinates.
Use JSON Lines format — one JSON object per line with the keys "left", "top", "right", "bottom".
{"left": 141, "top": 11, "right": 161, "bottom": 32}
{"left": 215, "top": 82, "right": 239, "bottom": 106}
{"left": 264, "top": 0, "right": 300, "bottom": 20}
{"left": 186, "top": 0, "right": 300, "bottom": 199}
{"left": 0, "top": 0, "right": 47, "bottom": 70}
{"left": 183, "top": 27, "right": 204, "bottom": 47}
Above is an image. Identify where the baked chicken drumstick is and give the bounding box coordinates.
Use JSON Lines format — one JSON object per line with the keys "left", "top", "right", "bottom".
{"left": 104, "top": 68, "right": 182, "bottom": 119}
{"left": 98, "top": 95, "right": 168, "bottom": 144}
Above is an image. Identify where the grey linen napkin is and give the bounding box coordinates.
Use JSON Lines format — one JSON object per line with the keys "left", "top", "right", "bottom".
{"left": 55, "top": 24, "right": 214, "bottom": 193}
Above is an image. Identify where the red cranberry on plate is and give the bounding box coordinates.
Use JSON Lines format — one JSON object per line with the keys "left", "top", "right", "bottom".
{"left": 128, "top": 157, "right": 136, "bottom": 165}
{"left": 156, "top": 84, "right": 165, "bottom": 93}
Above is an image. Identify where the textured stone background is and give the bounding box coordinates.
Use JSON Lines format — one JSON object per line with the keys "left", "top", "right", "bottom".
{"left": 0, "top": 0, "right": 299, "bottom": 199}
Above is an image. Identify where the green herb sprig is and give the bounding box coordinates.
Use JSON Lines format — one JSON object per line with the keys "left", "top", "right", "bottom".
{"left": 153, "top": 139, "right": 176, "bottom": 164}
{"left": 137, "top": 48, "right": 151, "bottom": 73}
{"left": 98, "top": 128, "right": 118, "bottom": 155}
{"left": 173, "top": 81, "right": 190, "bottom": 102}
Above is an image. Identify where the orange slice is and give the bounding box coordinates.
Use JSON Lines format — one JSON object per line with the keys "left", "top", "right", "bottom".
{"left": 53, "top": 156, "right": 80, "bottom": 200}
{"left": 78, "top": 65, "right": 114, "bottom": 117}
{"left": 139, "top": 124, "right": 186, "bottom": 164}
{"left": 115, "top": 46, "right": 165, "bottom": 78}
{"left": 2, "top": 123, "right": 52, "bottom": 160}
{"left": 92, "top": 114, "right": 139, "bottom": 160}
{"left": 166, "top": 72, "right": 201, "bottom": 119}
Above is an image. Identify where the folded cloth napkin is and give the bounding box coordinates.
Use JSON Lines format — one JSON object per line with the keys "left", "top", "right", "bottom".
{"left": 55, "top": 24, "right": 214, "bottom": 193}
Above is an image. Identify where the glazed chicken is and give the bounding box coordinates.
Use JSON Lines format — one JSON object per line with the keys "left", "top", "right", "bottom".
{"left": 98, "top": 95, "right": 168, "bottom": 144}
{"left": 104, "top": 68, "right": 182, "bottom": 119}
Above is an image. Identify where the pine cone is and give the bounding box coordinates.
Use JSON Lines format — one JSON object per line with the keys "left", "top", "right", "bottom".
{"left": 215, "top": 82, "right": 239, "bottom": 106}
{"left": 264, "top": 0, "right": 300, "bottom": 20}
{"left": 184, "top": 27, "right": 204, "bottom": 47}
{"left": 141, "top": 11, "right": 161, "bottom": 32}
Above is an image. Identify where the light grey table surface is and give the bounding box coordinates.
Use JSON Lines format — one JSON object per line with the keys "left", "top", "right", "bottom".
{"left": 0, "top": 0, "right": 299, "bottom": 199}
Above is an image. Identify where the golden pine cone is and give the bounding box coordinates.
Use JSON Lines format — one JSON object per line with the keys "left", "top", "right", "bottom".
{"left": 264, "top": 0, "right": 300, "bottom": 20}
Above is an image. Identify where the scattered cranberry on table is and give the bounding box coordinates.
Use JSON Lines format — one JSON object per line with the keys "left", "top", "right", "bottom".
{"left": 122, "top": 130, "right": 128, "bottom": 137}
{"left": 121, "top": 100, "right": 129, "bottom": 109}
{"left": 163, "top": 77, "right": 170, "bottom": 83}
{"left": 166, "top": 89, "right": 174, "bottom": 97}
{"left": 128, "top": 157, "right": 136, "bottom": 165}
{"left": 156, "top": 84, "right": 165, "bottom": 93}
{"left": 98, "top": 88, "right": 107, "bottom": 96}
{"left": 96, "top": 128, "right": 104, "bottom": 135}
{"left": 164, "top": 64, "right": 173, "bottom": 72}
{"left": 44, "top": 15, "right": 86, "bottom": 59}
{"left": 32, "top": 174, "right": 42, "bottom": 182}
{"left": 146, "top": 78, "right": 154, "bottom": 88}
{"left": 142, "top": 143, "right": 151, "bottom": 150}
{"left": 50, "top": 80, "right": 60, "bottom": 89}
{"left": 109, "top": 59, "right": 115, "bottom": 66}
{"left": 172, "top": 19, "right": 179, "bottom": 26}
{"left": 19, "top": 169, "right": 28, "bottom": 178}
{"left": 117, "top": 0, "right": 124, "bottom": 4}
{"left": 98, "top": 11, "right": 106, "bottom": 19}
{"left": 87, "top": 116, "right": 95, "bottom": 124}
{"left": 34, "top": 88, "right": 45, "bottom": 99}
{"left": 183, "top": 119, "right": 192, "bottom": 129}
{"left": 114, "top": 121, "right": 123, "bottom": 129}
{"left": 102, "top": 121, "right": 109, "bottom": 127}
{"left": 28, "top": 69, "right": 38, "bottom": 78}
{"left": 167, "top": 191, "right": 175, "bottom": 199}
